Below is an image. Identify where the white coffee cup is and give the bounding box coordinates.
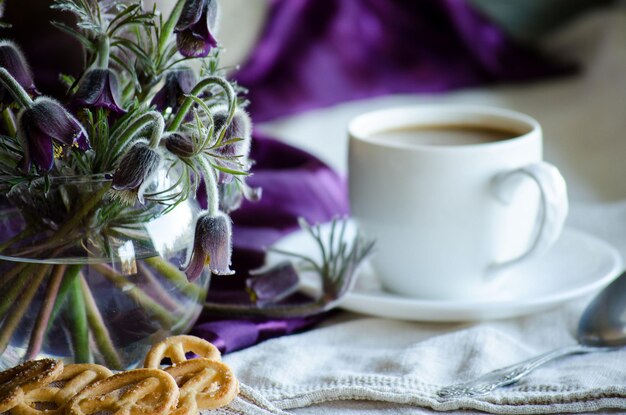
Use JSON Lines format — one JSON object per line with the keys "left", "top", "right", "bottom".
{"left": 348, "top": 106, "right": 568, "bottom": 300}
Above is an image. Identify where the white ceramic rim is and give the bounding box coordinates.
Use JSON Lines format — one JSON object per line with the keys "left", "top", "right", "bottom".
{"left": 348, "top": 105, "right": 542, "bottom": 152}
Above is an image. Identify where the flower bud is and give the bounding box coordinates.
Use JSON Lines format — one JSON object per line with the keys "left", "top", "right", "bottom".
{"left": 152, "top": 67, "right": 197, "bottom": 112}
{"left": 213, "top": 106, "right": 252, "bottom": 158}
{"left": 164, "top": 132, "right": 196, "bottom": 158}
{"left": 0, "top": 40, "right": 38, "bottom": 105}
{"left": 182, "top": 211, "right": 234, "bottom": 281}
{"left": 111, "top": 142, "right": 162, "bottom": 204}
{"left": 73, "top": 68, "right": 124, "bottom": 113}
{"left": 175, "top": 0, "right": 219, "bottom": 58}
{"left": 18, "top": 97, "right": 89, "bottom": 172}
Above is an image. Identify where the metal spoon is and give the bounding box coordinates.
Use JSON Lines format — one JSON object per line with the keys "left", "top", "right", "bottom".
{"left": 437, "top": 270, "right": 626, "bottom": 399}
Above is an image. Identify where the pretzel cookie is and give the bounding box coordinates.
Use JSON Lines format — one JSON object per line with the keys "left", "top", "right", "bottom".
{"left": 12, "top": 364, "right": 113, "bottom": 415}
{"left": 143, "top": 335, "right": 221, "bottom": 368}
{"left": 0, "top": 359, "right": 63, "bottom": 413}
{"left": 165, "top": 358, "right": 239, "bottom": 413}
{"left": 66, "top": 368, "right": 178, "bottom": 415}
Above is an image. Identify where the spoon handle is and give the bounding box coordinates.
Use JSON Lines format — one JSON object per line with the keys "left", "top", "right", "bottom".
{"left": 437, "top": 344, "right": 597, "bottom": 399}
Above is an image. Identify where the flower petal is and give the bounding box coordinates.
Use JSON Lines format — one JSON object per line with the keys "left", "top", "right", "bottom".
{"left": 73, "top": 69, "right": 124, "bottom": 113}
{"left": 182, "top": 228, "right": 209, "bottom": 282}
{"left": 112, "top": 142, "right": 162, "bottom": 203}
{"left": 17, "top": 97, "right": 89, "bottom": 172}
{"left": 18, "top": 108, "right": 53, "bottom": 171}
{"left": 175, "top": 0, "right": 207, "bottom": 31}
{"left": 29, "top": 97, "right": 89, "bottom": 148}
{"left": 175, "top": 0, "right": 219, "bottom": 57}
{"left": 213, "top": 106, "right": 252, "bottom": 157}
{"left": 0, "top": 40, "right": 38, "bottom": 104}
{"left": 153, "top": 66, "right": 197, "bottom": 112}
{"left": 200, "top": 212, "right": 234, "bottom": 275}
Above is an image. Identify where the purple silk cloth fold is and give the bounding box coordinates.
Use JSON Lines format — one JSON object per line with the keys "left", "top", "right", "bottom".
{"left": 193, "top": 0, "right": 575, "bottom": 353}
{"left": 192, "top": 317, "right": 321, "bottom": 354}
{"left": 235, "top": 0, "right": 575, "bottom": 122}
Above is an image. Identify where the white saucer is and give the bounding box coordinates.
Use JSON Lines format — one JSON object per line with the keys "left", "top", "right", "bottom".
{"left": 269, "top": 224, "right": 623, "bottom": 322}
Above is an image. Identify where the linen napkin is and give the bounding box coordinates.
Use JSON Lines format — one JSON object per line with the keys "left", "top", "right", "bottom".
{"left": 219, "top": 302, "right": 626, "bottom": 415}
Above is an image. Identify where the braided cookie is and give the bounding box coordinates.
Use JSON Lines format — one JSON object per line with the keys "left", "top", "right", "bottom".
{"left": 0, "top": 359, "right": 63, "bottom": 413}
{"left": 66, "top": 368, "right": 178, "bottom": 415}
{"left": 12, "top": 364, "right": 112, "bottom": 415}
{"left": 165, "top": 358, "right": 238, "bottom": 413}
{"left": 143, "top": 335, "right": 220, "bottom": 368}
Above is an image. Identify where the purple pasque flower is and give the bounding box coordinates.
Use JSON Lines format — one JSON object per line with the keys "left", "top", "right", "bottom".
{"left": 111, "top": 141, "right": 162, "bottom": 204}
{"left": 212, "top": 106, "right": 253, "bottom": 184}
{"left": 246, "top": 261, "right": 300, "bottom": 306}
{"left": 0, "top": 40, "right": 38, "bottom": 105}
{"left": 213, "top": 106, "right": 252, "bottom": 157}
{"left": 183, "top": 211, "right": 234, "bottom": 281}
{"left": 18, "top": 97, "right": 89, "bottom": 172}
{"left": 73, "top": 68, "right": 124, "bottom": 113}
{"left": 175, "top": 0, "right": 219, "bottom": 58}
{"left": 152, "top": 67, "right": 197, "bottom": 112}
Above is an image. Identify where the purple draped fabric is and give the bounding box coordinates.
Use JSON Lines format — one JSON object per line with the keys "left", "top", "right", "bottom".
{"left": 235, "top": 0, "right": 575, "bottom": 122}
{"left": 195, "top": 0, "right": 575, "bottom": 352}
{"left": 192, "top": 316, "right": 321, "bottom": 354}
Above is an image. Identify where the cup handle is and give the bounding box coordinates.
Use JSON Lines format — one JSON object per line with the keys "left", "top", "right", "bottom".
{"left": 490, "top": 162, "right": 568, "bottom": 275}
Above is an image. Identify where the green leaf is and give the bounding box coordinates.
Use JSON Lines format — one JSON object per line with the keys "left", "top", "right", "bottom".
{"left": 209, "top": 162, "right": 248, "bottom": 176}
{"left": 58, "top": 73, "right": 77, "bottom": 89}
{"left": 112, "top": 37, "right": 153, "bottom": 68}
{"left": 51, "top": 21, "right": 95, "bottom": 51}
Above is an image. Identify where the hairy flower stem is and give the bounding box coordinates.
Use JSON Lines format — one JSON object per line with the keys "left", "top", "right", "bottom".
{"left": 198, "top": 156, "right": 219, "bottom": 215}
{"left": 144, "top": 256, "right": 205, "bottom": 299}
{"left": 25, "top": 264, "right": 66, "bottom": 360}
{"left": 168, "top": 76, "right": 236, "bottom": 136}
{"left": 68, "top": 274, "right": 91, "bottom": 363}
{"left": 0, "top": 264, "right": 50, "bottom": 354}
{"left": 2, "top": 108, "right": 16, "bottom": 136}
{"left": 113, "top": 111, "right": 165, "bottom": 157}
{"left": 80, "top": 275, "right": 123, "bottom": 369}
{"left": 0, "top": 68, "right": 33, "bottom": 108}
{"left": 96, "top": 36, "right": 110, "bottom": 68}
{"left": 157, "top": 0, "right": 186, "bottom": 63}
{"left": 91, "top": 263, "right": 176, "bottom": 327}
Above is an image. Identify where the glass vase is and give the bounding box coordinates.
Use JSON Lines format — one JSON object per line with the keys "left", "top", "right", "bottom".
{"left": 0, "top": 175, "right": 209, "bottom": 369}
